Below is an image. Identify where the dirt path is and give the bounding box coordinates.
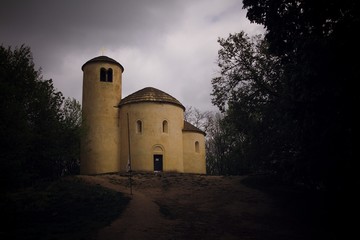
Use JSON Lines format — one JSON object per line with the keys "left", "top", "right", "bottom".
{"left": 79, "top": 175, "right": 177, "bottom": 240}
{"left": 97, "top": 190, "right": 172, "bottom": 240}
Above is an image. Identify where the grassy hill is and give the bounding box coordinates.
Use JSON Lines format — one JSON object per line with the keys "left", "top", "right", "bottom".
{"left": 1, "top": 177, "right": 130, "bottom": 240}
{"left": 1, "top": 173, "right": 334, "bottom": 240}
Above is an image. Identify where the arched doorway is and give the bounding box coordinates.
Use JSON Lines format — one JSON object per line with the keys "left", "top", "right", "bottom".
{"left": 152, "top": 145, "right": 164, "bottom": 172}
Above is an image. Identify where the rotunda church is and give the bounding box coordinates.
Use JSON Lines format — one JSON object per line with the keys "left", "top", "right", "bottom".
{"left": 80, "top": 56, "right": 206, "bottom": 175}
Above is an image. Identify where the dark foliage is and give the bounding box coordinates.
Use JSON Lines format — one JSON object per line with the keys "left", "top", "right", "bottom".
{"left": 1, "top": 177, "right": 130, "bottom": 240}
{"left": 0, "top": 45, "right": 82, "bottom": 190}
{"left": 211, "top": 0, "right": 357, "bottom": 190}
{"left": 242, "top": 0, "right": 358, "bottom": 190}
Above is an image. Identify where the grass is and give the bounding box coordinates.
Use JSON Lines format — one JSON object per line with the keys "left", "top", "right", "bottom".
{"left": 1, "top": 177, "right": 130, "bottom": 240}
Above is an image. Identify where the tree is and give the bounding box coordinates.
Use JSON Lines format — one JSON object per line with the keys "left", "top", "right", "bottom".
{"left": 211, "top": 32, "right": 283, "bottom": 112}
{"left": 0, "top": 45, "right": 82, "bottom": 190}
{"left": 184, "top": 107, "right": 248, "bottom": 175}
{"left": 205, "top": 112, "right": 250, "bottom": 175}
{"left": 184, "top": 106, "right": 212, "bottom": 132}
{"left": 0, "top": 45, "right": 38, "bottom": 188}
{"left": 242, "top": 0, "right": 357, "bottom": 189}
{"left": 57, "top": 97, "right": 83, "bottom": 175}
{"left": 212, "top": 32, "right": 289, "bottom": 176}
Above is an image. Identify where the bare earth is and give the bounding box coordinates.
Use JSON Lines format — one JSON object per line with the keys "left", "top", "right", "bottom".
{"left": 78, "top": 173, "right": 327, "bottom": 240}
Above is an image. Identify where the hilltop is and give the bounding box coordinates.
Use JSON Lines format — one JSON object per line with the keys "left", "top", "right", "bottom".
{"left": 79, "top": 173, "right": 333, "bottom": 240}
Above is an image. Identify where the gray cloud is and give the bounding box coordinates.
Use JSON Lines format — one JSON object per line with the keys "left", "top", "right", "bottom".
{"left": 1, "top": 0, "right": 264, "bottom": 111}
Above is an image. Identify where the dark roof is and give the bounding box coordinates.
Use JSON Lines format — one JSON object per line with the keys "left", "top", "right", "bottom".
{"left": 119, "top": 87, "right": 185, "bottom": 110}
{"left": 82, "top": 56, "right": 124, "bottom": 72}
{"left": 183, "top": 121, "right": 206, "bottom": 135}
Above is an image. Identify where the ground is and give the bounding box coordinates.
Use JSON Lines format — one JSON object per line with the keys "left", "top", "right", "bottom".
{"left": 78, "top": 173, "right": 334, "bottom": 240}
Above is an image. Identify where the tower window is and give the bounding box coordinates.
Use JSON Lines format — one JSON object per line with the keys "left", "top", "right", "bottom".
{"left": 100, "top": 68, "right": 113, "bottom": 82}
{"left": 107, "top": 68, "right": 113, "bottom": 82}
{"left": 100, "top": 68, "right": 106, "bottom": 82}
{"left": 136, "top": 120, "right": 142, "bottom": 134}
{"left": 195, "top": 141, "right": 200, "bottom": 153}
{"left": 162, "top": 120, "right": 168, "bottom": 133}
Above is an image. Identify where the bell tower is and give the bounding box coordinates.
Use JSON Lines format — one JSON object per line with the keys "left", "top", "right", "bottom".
{"left": 80, "top": 56, "right": 124, "bottom": 174}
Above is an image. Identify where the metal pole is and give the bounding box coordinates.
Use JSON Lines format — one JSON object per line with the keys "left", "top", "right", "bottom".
{"left": 127, "top": 113, "right": 133, "bottom": 195}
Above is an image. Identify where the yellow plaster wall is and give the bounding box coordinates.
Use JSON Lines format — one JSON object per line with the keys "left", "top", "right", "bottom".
{"left": 119, "top": 103, "right": 184, "bottom": 172}
{"left": 80, "top": 62, "right": 122, "bottom": 174}
{"left": 182, "top": 131, "right": 206, "bottom": 174}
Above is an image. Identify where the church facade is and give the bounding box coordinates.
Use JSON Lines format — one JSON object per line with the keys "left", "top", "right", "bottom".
{"left": 80, "top": 56, "right": 206, "bottom": 175}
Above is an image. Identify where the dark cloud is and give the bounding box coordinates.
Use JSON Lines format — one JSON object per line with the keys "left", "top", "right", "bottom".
{"left": 1, "top": 0, "right": 264, "bottom": 111}
{"left": 1, "top": 0, "right": 184, "bottom": 67}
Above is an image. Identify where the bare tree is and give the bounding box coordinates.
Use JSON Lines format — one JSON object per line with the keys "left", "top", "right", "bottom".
{"left": 184, "top": 106, "right": 212, "bottom": 133}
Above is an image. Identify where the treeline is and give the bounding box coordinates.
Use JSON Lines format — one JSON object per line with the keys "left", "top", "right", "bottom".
{"left": 193, "top": 0, "right": 356, "bottom": 191}
{"left": 0, "top": 45, "right": 82, "bottom": 190}
{"left": 185, "top": 109, "right": 251, "bottom": 176}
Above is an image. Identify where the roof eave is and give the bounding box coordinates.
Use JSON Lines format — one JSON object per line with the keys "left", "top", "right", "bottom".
{"left": 118, "top": 100, "right": 185, "bottom": 111}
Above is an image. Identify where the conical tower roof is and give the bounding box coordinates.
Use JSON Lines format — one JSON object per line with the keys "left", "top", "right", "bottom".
{"left": 119, "top": 87, "right": 185, "bottom": 110}
{"left": 82, "top": 56, "right": 124, "bottom": 72}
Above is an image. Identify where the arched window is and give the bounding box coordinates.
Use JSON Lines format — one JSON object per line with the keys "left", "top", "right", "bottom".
{"left": 107, "top": 68, "right": 113, "bottom": 82}
{"left": 136, "top": 120, "right": 142, "bottom": 134}
{"left": 195, "top": 141, "right": 200, "bottom": 153}
{"left": 100, "top": 68, "right": 113, "bottom": 82}
{"left": 162, "top": 120, "right": 168, "bottom": 133}
{"left": 100, "top": 68, "right": 106, "bottom": 82}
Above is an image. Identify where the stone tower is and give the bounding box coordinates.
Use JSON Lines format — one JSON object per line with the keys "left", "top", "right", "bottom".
{"left": 80, "top": 56, "right": 124, "bottom": 174}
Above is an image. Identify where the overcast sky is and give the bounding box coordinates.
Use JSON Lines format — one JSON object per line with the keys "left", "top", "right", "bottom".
{"left": 1, "top": 0, "right": 264, "bottom": 111}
